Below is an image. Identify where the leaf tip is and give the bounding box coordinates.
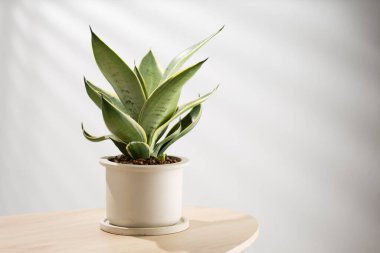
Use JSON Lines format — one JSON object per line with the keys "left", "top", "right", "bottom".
{"left": 145, "top": 49, "right": 156, "bottom": 60}
{"left": 89, "top": 26, "right": 100, "bottom": 42}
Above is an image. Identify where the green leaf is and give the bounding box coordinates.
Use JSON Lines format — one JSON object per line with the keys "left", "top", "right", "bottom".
{"left": 161, "top": 26, "right": 224, "bottom": 81}
{"left": 139, "top": 50, "right": 163, "bottom": 97}
{"left": 101, "top": 96, "right": 147, "bottom": 143}
{"left": 84, "top": 77, "right": 129, "bottom": 114}
{"left": 153, "top": 122, "right": 181, "bottom": 156}
{"left": 82, "top": 123, "right": 113, "bottom": 142}
{"left": 157, "top": 153, "right": 166, "bottom": 161}
{"left": 158, "top": 105, "right": 202, "bottom": 155}
{"left": 139, "top": 59, "right": 207, "bottom": 140}
{"left": 126, "top": 142, "right": 151, "bottom": 159}
{"left": 133, "top": 65, "right": 148, "bottom": 98}
{"left": 91, "top": 29, "right": 146, "bottom": 119}
{"left": 110, "top": 139, "right": 130, "bottom": 156}
{"left": 156, "top": 126, "right": 169, "bottom": 142}
{"left": 81, "top": 123, "right": 128, "bottom": 155}
{"left": 150, "top": 85, "right": 218, "bottom": 146}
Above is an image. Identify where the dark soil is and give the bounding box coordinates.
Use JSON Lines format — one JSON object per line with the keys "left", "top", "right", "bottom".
{"left": 109, "top": 155, "right": 180, "bottom": 165}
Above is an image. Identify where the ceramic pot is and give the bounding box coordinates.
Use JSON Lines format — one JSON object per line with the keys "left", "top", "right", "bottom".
{"left": 99, "top": 156, "right": 189, "bottom": 228}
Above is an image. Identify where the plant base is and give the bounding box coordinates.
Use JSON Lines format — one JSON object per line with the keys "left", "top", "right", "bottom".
{"left": 99, "top": 216, "right": 189, "bottom": 236}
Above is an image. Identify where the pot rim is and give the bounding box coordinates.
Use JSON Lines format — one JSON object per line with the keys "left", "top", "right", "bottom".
{"left": 99, "top": 155, "right": 189, "bottom": 172}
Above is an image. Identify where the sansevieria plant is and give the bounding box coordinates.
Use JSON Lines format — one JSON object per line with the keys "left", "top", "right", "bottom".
{"left": 82, "top": 26, "right": 223, "bottom": 160}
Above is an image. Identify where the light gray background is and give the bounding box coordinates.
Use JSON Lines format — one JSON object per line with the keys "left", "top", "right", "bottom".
{"left": 1, "top": 0, "right": 379, "bottom": 252}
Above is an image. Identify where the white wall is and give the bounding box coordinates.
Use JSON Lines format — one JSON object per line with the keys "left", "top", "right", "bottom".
{"left": 1, "top": 0, "right": 379, "bottom": 252}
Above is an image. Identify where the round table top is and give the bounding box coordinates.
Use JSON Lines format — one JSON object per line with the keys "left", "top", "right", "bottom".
{"left": 0, "top": 207, "right": 259, "bottom": 253}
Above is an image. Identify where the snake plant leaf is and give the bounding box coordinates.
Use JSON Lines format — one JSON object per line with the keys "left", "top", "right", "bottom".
{"left": 153, "top": 122, "right": 181, "bottom": 156}
{"left": 133, "top": 65, "right": 148, "bottom": 98}
{"left": 161, "top": 26, "right": 224, "bottom": 81}
{"left": 139, "top": 59, "right": 207, "bottom": 140}
{"left": 139, "top": 50, "right": 162, "bottom": 97}
{"left": 101, "top": 96, "right": 147, "bottom": 143}
{"left": 82, "top": 123, "right": 113, "bottom": 142}
{"left": 126, "top": 141, "right": 151, "bottom": 159}
{"left": 110, "top": 139, "right": 130, "bottom": 156}
{"left": 150, "top": 85, "right": 218, "bottom": 146}
{"left": 156, "top": 126, "right": 169, "bottom": 142}
{"left": 81, "top": 123, "right": 128, "bottom": 155}
{"left": 158, "top": 105, "right": 202, "bottom": 155}
{"left": 91, "top": 29, "right": 146, "bottom": 119}
{"left": 84, "top": 77, "right": 129, "bottom": 114}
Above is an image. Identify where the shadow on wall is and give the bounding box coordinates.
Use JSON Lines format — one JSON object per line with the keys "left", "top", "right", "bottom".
{"left": 0, "top": 0, "right": 111, "bottom": 214}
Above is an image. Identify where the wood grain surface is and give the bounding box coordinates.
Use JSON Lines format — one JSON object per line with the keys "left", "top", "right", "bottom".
{"left": 0, "top": 207, "right": 259, "bottom": 253}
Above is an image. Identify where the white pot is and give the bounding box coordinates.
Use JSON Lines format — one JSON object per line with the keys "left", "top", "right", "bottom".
{"left": 100, "top": 156, "right": 189, "bottom": 228}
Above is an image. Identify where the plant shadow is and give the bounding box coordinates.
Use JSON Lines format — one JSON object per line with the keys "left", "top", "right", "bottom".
{"left": 130, "top": 214, "right": 259, "bottom": 253}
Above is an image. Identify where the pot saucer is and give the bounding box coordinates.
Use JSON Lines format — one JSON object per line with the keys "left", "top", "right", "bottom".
{"left": 99, "top": 217, "right": 189, "bottom": 236}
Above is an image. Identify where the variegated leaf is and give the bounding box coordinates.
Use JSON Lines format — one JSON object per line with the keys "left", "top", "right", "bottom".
{"left": 150, "top": 85, "right": 218, "bottom": 146}
{"left": 153, "top": 122, "right": 181, "bottom": 156}
{"left": 84, "top": 77, "right": 129, "bottom": 114}
{"left": 101, "top": 96, "right": 147, "bottom": 143}
{"left": 126, "top": 142, "right": 151, "bottom": 159}
{"left": 133, "top": 65, "right": 148, "bottom": 98}
{"left": 138, "top": 59, "right": 207, "bottom": 141}
{"left": 158, "top": 105, "right": 202, "bottom": 155}
{"left": 161, "top": 26, "right": 224, "bottom": 81}
{"left": 91, "top": 29, "right": 146, "bottom": 119}
{"left": 139, "top": 50, "right": 162, "bottom": 97}
{"left": 81, "top": 123, "right": 128, "bottom": 155}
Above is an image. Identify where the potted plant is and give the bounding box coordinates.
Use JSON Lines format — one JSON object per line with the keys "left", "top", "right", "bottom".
{"left": 82, "top": 26, "right": 223, "bottom": 235}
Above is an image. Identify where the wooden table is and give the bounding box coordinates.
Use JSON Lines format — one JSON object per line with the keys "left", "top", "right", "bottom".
{"left": 0, "top": 207, "right": 259, "bottom": 253}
